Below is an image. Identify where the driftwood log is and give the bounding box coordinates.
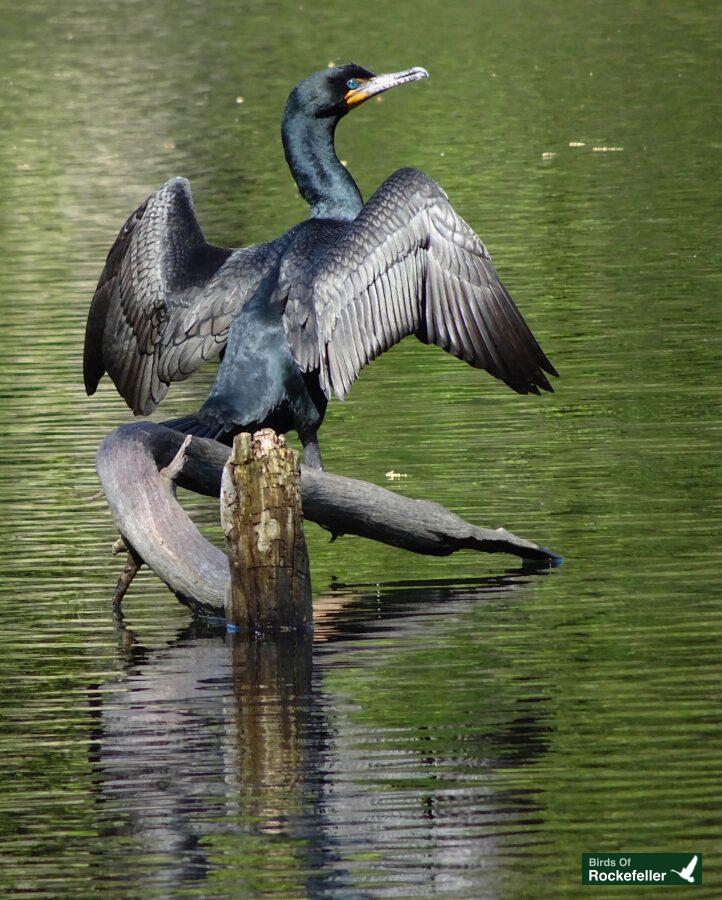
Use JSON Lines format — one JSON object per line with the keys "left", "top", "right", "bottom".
{"left": 96, "top": 422, "right": 560, "bottom": 619}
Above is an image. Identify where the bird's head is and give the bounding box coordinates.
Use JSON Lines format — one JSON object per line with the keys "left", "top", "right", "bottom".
{"left": 287, "top": 63, "right": 429, "bottom": 120}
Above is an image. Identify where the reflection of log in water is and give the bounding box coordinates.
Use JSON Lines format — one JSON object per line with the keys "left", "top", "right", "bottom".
{"left": 88, "top": 573, "right": 552, "bottom": 895}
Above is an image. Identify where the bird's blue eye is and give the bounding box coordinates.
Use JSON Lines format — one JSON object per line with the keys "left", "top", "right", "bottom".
{"left": 346, "top": 78, "right": 360, "bottom": 90}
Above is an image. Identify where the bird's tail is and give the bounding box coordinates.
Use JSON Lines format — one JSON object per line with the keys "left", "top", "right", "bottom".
{"left": 162, "top": 413, "right": 229, "bottom": 442}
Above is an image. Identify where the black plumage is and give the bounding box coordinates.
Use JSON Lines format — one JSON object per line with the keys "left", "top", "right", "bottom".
{"left": 84, "top": 64, "right": 557, "bottom": 469}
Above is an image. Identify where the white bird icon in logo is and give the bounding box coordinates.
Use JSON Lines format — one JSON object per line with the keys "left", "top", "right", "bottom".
{"left": 670, "top": 855, "right": 698, "bottom": 883}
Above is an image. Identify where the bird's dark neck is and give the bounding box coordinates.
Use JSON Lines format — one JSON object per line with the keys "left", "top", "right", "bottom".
{"left": 282, "top": 104, "right": 363, "bottom": 221}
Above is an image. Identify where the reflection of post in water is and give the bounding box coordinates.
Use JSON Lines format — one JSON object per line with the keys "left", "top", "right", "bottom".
{"left": 225, "top": 633, "right": 313, "bottom": 830}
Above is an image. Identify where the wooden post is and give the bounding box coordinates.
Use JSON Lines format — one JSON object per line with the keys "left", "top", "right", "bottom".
{"left": 220, "top": 429, "right": 312, "bottom": 632}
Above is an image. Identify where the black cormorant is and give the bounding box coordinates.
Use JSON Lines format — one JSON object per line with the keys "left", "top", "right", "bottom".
{"left": 84, "top": 64, "right": 557, "bottom": 469}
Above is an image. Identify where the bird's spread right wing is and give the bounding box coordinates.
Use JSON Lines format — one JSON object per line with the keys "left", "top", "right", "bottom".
{"left": 84, "top": 177, "right": 281, "bottom": 415}
{"left": 294, "top": 168, "right": 557, "bottom": 400}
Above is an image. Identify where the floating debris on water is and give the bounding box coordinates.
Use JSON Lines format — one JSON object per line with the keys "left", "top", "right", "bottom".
{"left": 592, "top": 146, "right": 623, "bottom": 152}
{"left": 163, "top": 141, "right": 175, "bottom": 151}
{"left": 542, "top": 151, "right": 557, "bottom": 159}
{"left": 385, "top": 470, "right": 409, "bottom": 480}
{"left": 236, "top": 96, "right": 244, "bottom": 104}
{"left": 569, "top": 141, "right": 586, "bottom": 147}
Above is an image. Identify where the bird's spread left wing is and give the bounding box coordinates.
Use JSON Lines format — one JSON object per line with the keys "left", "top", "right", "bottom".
{"left": 291, "top": 167, "right": 557, "bottom": 399}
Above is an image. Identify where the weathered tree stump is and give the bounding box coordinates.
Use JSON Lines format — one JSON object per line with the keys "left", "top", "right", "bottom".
{"left": 221, "top": 430, "right": 312, "bottom": 632}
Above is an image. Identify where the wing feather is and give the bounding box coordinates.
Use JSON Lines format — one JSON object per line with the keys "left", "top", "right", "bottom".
{"left": 293, "top": 168, "right": 556, "bottom": 400}
{"left": 84, "top": 177, "right": 280, "bottom": 415}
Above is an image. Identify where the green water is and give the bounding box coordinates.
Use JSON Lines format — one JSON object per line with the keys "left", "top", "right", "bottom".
{"left": 0, "top": 0, "right": 720, "bottom": 896}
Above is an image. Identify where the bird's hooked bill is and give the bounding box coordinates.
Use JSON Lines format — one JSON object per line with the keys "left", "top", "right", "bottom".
{"left": 345, "top": 66, "right": 429, "bottom": 108}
